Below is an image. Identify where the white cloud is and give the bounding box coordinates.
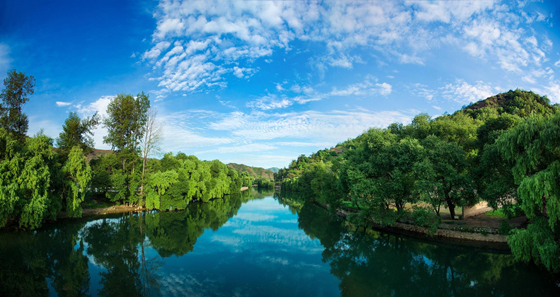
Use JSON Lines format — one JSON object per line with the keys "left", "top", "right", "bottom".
{"left": 543, "top": 82, "right": 560, "bottom": 104}
{"left": 247, "top": 95, "right": 293, "bottom": 110}
{"left": 376, "top": 82, "right": 392, "bottom": 96}
{"left": 143, "top": 0, "right": 545, "bottom": 96}
{"left": 232, "top": 66, "right": 257, "bottom": 79}
{"left": 75, "top": 95, "right": 114, "bottom": 149}
{"left": 276, "top": 141, "right": 333, "bottom": 147}
{"left": 195, "top": 143, "right": 275, "bottom": 155}
{"left": 441, "top": 80, "right": 496, "bottom": 104}
{"left": 158, "top": 111, "right": 233, "bottom": 153}
{"left": 55, "top": 101, "right": 72, "bottom": 107}
{"left": 209, "top": 109, "right": 415, "bottom": 142}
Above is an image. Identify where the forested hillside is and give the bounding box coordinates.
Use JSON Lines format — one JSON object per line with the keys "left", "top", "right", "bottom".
{"left": 275, "top": 89, "right": 560, "bottom": 272}
{"left": 227, "top": 163, "right": 275, "bottom": 180}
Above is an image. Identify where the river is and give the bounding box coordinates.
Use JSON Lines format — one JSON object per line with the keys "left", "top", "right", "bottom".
{"left": 0, "top": 190, "right": 558, "bottom": 296}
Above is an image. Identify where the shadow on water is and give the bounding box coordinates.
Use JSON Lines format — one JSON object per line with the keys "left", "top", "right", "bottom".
{"left": 0, "top": 189, "right": 254, "bottom": 297}
{"left": 277, "top": 191, "right": 560, "bottom": 297}
{"left": 0, "top": 189, "right": 559, "bottom": 297}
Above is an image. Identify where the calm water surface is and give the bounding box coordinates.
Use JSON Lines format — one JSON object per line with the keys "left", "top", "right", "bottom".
{"left": 1, "top": 190, "right": 559, "bottom": 297}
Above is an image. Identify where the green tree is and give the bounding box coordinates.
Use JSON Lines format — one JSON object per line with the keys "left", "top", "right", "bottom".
{"left": 146, "top": 170, "right": 178, "bottom": 209}
{"left": 61, "top": 146, "right": 92, "bottom": 218}
{"left": 0, "top": 129, "right": 56, "bottom": 229}
{"left": 102, "top": 92, "right": 150, "bottom": 204}
{"left": 0, "top": 69, "right": 35, "bottom": 140}
{"left": 414, "top": 135, "right": 473, "bottom": 219}
{"left": 497, "top": 113, "right": 560, "bottom": 271}
{"left": 103, "top": 92, "right": 150, "bottom": 172}
{"left": 56, "top": 112, "right": 100, "bottom": 155}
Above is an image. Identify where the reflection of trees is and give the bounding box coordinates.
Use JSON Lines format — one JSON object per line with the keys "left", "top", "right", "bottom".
{"left": 146, "top": 190, "right": 251, "bottom": 257}
{"left": 0, "top": 188, "right": 257, "bottom": 297}
{"left": 296, "top": 203, "right": 560, "bottom": 297}
{"left": 0, "top": 222, "right": 90, "bottom": 297}
{"left": 275, "top": 191, "right": 307, "bottom": 214}
{"left": 83, "top": 217, "right": 145, "bottom": 297}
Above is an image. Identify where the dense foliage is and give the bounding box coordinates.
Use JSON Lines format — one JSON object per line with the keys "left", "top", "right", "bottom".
{"left": 276, "top": 89, "right": 560, "bottom": 271}
{"left": 0, "top": 70, "right": 250, "bottom": 230}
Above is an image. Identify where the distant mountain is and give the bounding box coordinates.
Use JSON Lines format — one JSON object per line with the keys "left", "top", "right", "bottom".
{"left": 267, "top": 167, "right": 280, "bottom": 173}
{"left": 227, "top": 163, "right": 275, "bottom": 181}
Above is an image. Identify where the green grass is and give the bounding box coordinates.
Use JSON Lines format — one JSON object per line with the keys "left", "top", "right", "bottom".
{"left": 485, "top": 208, "right": 508, "bottom": 219}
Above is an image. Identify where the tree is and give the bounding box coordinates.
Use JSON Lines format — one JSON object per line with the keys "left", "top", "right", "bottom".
{"left": 103, "top": 92, "right": 150, "bottom": 171}
{"left": 56, "top": 112, "right": 100, "bottom": 155}
{"left": 102, "top": 92, "right": 150, "bottom": 204}
{"left": 0, "top": 69, "right": 35, "bottom": 140}
{"left": 61, "top": 146, "right": 92, "bottom": 218}
{"left": 140, "top": 107, "right": 163, "bottom": 206}
{"left": 146, "top": 170, "right": 178, "bottom": 209}
{"left": 0, "top": 129, "right": 56, "bottom": 229}
{"left": 414, "top": 135, "right": 473, "bottom": 219}
{"left": 497, "top": 113, "right": 560, "bottom": 271}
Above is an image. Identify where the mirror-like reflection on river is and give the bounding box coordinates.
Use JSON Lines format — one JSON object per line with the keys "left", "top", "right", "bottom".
{"left": 1, "top": 189, "right": 559, "bottom": 297}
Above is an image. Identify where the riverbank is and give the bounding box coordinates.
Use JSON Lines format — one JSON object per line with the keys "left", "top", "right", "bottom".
{"left": 61, "top": 186, "right": 252, "bottom": 219}
{"left": 314, "top": 201, "right": 511, "bottom": 248}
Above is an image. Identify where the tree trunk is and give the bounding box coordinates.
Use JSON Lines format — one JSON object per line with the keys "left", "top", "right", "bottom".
{"left": 446, "top": 197, "right": 456, "bottom": 220}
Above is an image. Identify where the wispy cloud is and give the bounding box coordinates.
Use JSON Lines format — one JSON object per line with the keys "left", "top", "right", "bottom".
{"left": 142, "top": 0, "right": 546, "bottom": 97}
{"left": 246, "top": 77, "right": 392, "bottom": 110}
{"left": 209, "top": 109, "right": 415, "bottom": 142}
{"left": 195, "top": 143, "right": 275, "bottom": 155}
{"left": 55, "top": 101, "right": 72, "bottom": 107}
{"left": 441, "top": 80, "right": 497, "bottom": 104}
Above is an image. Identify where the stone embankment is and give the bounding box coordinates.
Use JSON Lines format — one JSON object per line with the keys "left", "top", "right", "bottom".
{"left": 314, "top": 202, "right": 509, "bottom": 246}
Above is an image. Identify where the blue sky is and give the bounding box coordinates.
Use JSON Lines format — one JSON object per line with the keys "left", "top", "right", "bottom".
{"left": 1, "top": 0, "right": 559, "bottom": 168}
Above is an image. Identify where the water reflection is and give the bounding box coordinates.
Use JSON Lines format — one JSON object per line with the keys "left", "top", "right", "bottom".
{"left": 0, "top": 190, "right": 558, "bottom": 297}
{"left": 293, "top": 197, "right": 560, "bottom": 297}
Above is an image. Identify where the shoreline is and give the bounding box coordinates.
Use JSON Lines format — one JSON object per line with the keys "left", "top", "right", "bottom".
{"left": 61, "top": 186, "right": 252, "bottom": 219}
{"left": 313, "top": 201, "right": 510, "bottom": 249}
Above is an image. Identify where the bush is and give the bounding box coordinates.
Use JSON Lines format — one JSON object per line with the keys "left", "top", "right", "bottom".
{"left": 498, "top": 220, "right": 513, "bottom": 235}
{"left": 411, "top": 206, "right": 441, "bottom": 236}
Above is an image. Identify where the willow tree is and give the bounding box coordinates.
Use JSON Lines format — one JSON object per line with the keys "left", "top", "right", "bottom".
{"left": 146, "top": 170, "right": 178, "bottom": 209}
{"left": 497, "top": 113, "right": 560, "bottom": 272}
{"left": 0, "top": 129, "right": 55, "bottom": 229}
{"left": 61, "top": 146, "right": 92, "bottom": 218}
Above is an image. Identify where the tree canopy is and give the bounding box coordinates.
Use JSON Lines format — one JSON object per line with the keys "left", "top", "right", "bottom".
{"left": 0, "top": 69, "right": 35, "bottom": 140}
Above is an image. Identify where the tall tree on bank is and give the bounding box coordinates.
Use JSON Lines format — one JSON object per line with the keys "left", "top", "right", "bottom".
{"left": 102, "top": 92, "right": 150, "bottom": 204}
{"left": 56, "top": 112, "right": 100, "bottom": 155}
{"left": 0, "top": 70, "right": 35, "bottom": 141}
{"left": 140, "top": 107, "right": 163, "bottom": 205}
{"left": 103, "top": 92, "right": 150, "bottom": 170}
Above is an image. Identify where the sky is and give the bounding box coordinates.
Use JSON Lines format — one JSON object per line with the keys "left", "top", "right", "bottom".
{"left": 1, "top": 0, "right": 559, "bottom": 168}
